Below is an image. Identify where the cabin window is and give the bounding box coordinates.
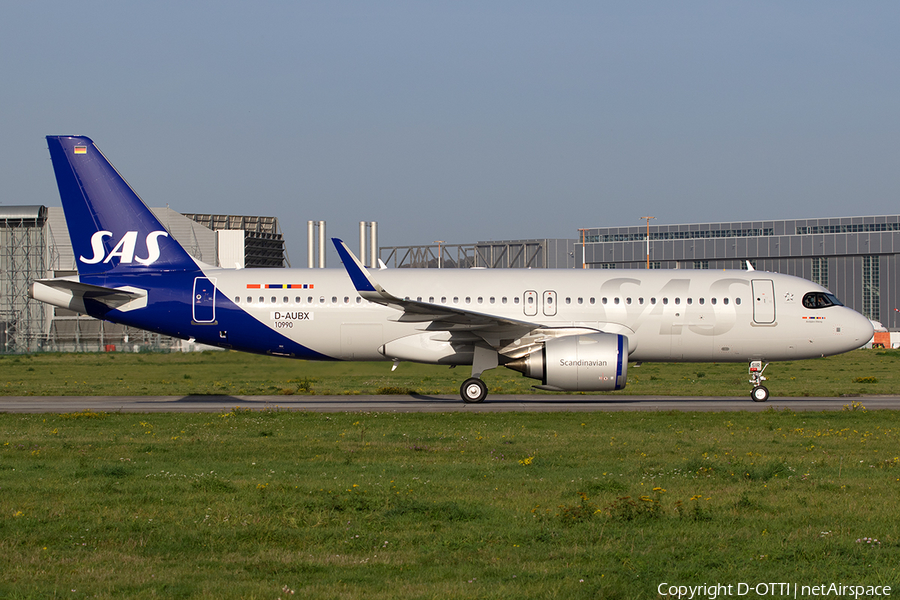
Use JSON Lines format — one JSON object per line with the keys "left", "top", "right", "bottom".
{"left": 246, "top": 297, "right": 252, "bottom": 304}
{"left": 566, "top": 297, "right": 571, "bottom": 304}
{"left": 735, "top": 298, "right": 742, "bottom": 305}
{"left": 295, "top": 297, "right": 301, "bottom": 304}
{"left": 283, "top": 296, "right": 289, "bottom": 304}
{"left": 234, "top": 297, "right": 240, "bottom": 303}
{"left": 441, "top": 297, "right": 447, "bottom": 304}
{"left": 614, "top": 297, "right": 620, "bottom": 305}
{"left": 453, "top": 296, "right": 459, "bottom": 304}
{"left": 259, "top": 296, "right": 265, "bottom": 304}
{"left": 699, "top": 298, "right": 705, "bottom": 305}
{"left": 602, "top": 297, "right": 607, "bottom": 305}
{"left": 723, "top": 298, "right": 729, "bottom": 305}
{"left": 687, "top": 298, "right": 692, "bottom": 305}
{"left": 650, "top": 298, "right": 656, "bottom": 305}
{"left": 663, "top": 297, "right": 669, "bottom": 305}
{"left": 638, "top": 298, "right": 644, "bottom": 305}
{"left": 477, "top": 297, "right": 483, "bottom": 304}
{"left": 465, "top": 297, "right": 471, "bottom": 304}
{"left": 675, "top": 298, "right": 681, "bottom": 305}
{"left": 502, "top": 297, "right": 508, "bottom": 304}
{"left": 514, "top": 297, "right": 520, "bottom": 304}
{"left": 356, "top": 297, "right": 362, "bottom": 304}
{"left": 626, "top": 297, "right": 632, "bottom": 305}
{"left": 489, "top": 297, "right": 495, "bottom": 304}
{"left": 319, "top": 297, "right": 325, "bottom": 304}
{"left": 577, "top": 298, "right": 583, "bottom": 305}
{"left": 589, "top": 298, "right": 596, "bottom": 305}
{"left": 344, "top": 296, "right": 350, "bottom": 304}
{"left": 332, "top": 296, "right": 337, "bottom": 304}
{"left": 429, "top": 296, "right": 434, "bottom": 303}
{"left": 711, "top": 298, "right": 717, "bottom": 305}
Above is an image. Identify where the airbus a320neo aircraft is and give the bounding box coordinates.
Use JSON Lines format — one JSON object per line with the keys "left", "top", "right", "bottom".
{"left": 31, "top": 136, "right": 874, "bottom": 403}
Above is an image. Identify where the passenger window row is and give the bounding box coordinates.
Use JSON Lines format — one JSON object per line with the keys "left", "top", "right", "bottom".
{"left": 413, "top": 296, "right": 516, "bottom": 305}
{"left": 234, "top": 296, "right": 364, "bottom": 306}
{"left": 564, "top": 297, "right": 742, "bottom": 306}
{"left": 233, "top": 294, "right": 743, "bottom": 308}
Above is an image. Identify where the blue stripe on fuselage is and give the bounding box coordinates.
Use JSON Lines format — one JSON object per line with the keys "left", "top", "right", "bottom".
{"left": 79, "top": 271, "right": 335, "bottom": 360}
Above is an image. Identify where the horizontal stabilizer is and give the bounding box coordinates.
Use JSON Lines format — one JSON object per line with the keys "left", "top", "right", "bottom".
{"left": 30, "top": 279, "right": 148, "bottom": 313}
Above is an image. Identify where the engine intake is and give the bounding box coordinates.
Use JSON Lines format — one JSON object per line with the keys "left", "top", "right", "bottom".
{"left": 505, "top": 333, "right": 628, "bottom": 391}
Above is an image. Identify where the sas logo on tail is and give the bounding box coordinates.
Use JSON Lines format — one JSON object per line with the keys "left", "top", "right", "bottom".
{"left": 80, "top": 230, "right": 169, "bottom": 266}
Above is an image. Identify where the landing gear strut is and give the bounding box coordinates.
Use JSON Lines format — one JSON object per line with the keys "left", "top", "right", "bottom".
{"left": 459, "top": 345, "right": 497, "bottom": 403}
{"left": 749, "top": 360, "right": 770, "bottom": 402}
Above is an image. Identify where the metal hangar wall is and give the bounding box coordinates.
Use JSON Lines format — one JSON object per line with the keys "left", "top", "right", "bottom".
{"left": 579, "top": 215, "right": 900, "bottom": 326}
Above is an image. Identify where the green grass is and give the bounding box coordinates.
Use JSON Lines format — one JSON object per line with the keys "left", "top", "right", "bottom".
{"left": 1, "top": 408, "right": 898, "bottom": 598}
{"left": 1, "top": 348, "right": 900, "bottom": 397}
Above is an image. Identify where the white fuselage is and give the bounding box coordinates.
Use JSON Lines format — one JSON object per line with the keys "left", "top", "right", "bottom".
{"left": 204, "top": 266, "right": 872, "bottom": 363}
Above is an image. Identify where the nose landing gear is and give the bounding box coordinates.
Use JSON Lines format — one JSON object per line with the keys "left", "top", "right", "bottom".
{"left": 749, "top": 360, "right": 770, "bottom": 402}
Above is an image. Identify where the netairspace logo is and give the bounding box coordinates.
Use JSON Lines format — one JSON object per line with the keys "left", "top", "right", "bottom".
{"left": 657, "top": 582, "right": 892, "bottom": 599}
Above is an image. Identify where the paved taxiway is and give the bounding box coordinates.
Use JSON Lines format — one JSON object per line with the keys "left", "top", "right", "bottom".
{"left": 1, "top": 395, "right": 899, "bottom": 413}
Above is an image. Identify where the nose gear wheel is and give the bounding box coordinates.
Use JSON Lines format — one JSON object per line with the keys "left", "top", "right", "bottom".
{"left": 749, "top": 361, "right": 770, "bottom": 402}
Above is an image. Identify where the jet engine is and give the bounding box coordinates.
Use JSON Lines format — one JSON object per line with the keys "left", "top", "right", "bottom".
{"left": 505, "top": 333, "right": 628, "bottom": 391}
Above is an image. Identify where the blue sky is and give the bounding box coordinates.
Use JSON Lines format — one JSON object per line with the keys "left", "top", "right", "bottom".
{"left": 2, "top": 2, "right": 899, "bottom": 264}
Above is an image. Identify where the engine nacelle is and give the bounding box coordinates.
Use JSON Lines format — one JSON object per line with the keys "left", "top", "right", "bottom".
{"left": 505, "top": 333, "right": 628, "bottom": 391}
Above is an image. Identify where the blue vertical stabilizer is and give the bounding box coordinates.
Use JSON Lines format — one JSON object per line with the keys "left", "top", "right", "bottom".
{"left": 46, "top": 136, "right": 199, "bottom": 275}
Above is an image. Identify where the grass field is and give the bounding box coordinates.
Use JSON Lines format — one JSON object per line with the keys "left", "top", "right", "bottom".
{"left": 1, "top": 408, "right": 898, "bottom": 599}
{"left": 1, "top": 348, "right": 899, "bottom": 397}
{"left": 1, "top": 351, "right": 898, "bottom": 599}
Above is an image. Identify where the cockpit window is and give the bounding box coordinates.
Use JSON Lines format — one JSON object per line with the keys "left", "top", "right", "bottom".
{"left": 802, "top": 292, "right": 844, "bottom": 309}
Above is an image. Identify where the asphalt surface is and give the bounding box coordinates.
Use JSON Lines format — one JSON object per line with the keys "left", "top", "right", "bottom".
{"left": 1, "top": 394, "right": 898, "bottom": 413}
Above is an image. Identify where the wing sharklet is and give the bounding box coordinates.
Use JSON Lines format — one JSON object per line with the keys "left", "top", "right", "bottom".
{"left": 332, "top": 237, "right": 539, "bottom": 335}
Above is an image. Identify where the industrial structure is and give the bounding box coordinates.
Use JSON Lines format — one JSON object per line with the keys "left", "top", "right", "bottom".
{"left": 4, "top": 205, "right": 899, "bottom": 354}
{"left": 380, "top": 239, "right": 576, "bottom": 269}
{"left": 576, "top": 215, "right": 900, "bottom": 327}
{"left": 379, "top": 215, "right": 900, "bottom": 328}
{"left": 1, "top": 206, "right": 286, "bottom": 353}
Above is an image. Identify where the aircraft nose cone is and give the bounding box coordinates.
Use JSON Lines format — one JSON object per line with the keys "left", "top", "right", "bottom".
{"left": 847, "top": 309, "right": 875, "bottom": 348}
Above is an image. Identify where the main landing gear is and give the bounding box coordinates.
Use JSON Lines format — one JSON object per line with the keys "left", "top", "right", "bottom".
{"left": 749, "top": 360, "right": 770, "bottom": 402}
{"left": 461, "top": 378, "right": 488, "bottom": 403}
{"left": 460, "top": 346, "right": 497, "bottom": 403}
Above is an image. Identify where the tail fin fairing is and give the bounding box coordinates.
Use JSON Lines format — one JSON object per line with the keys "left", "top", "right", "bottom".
{"left": 46, "top": 135, "right": 199, "bottom": 275}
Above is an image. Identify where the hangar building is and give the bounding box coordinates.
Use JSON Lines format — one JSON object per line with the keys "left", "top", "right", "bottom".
{"left": 4, "top": 206, "right": 899, "bottom": 354}
{"left": 379, "top": 215, "right": 900, "bottom": 330}
{"left": 0, "top": 206, "right": 285, "bottom": 353}
{"left": 577, "top": 215, "right": 899, "bottom": 327}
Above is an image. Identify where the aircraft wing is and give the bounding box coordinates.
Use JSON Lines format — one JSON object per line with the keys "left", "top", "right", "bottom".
{"left": 333, "top": 238, "right": 539, "bottom": 334}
